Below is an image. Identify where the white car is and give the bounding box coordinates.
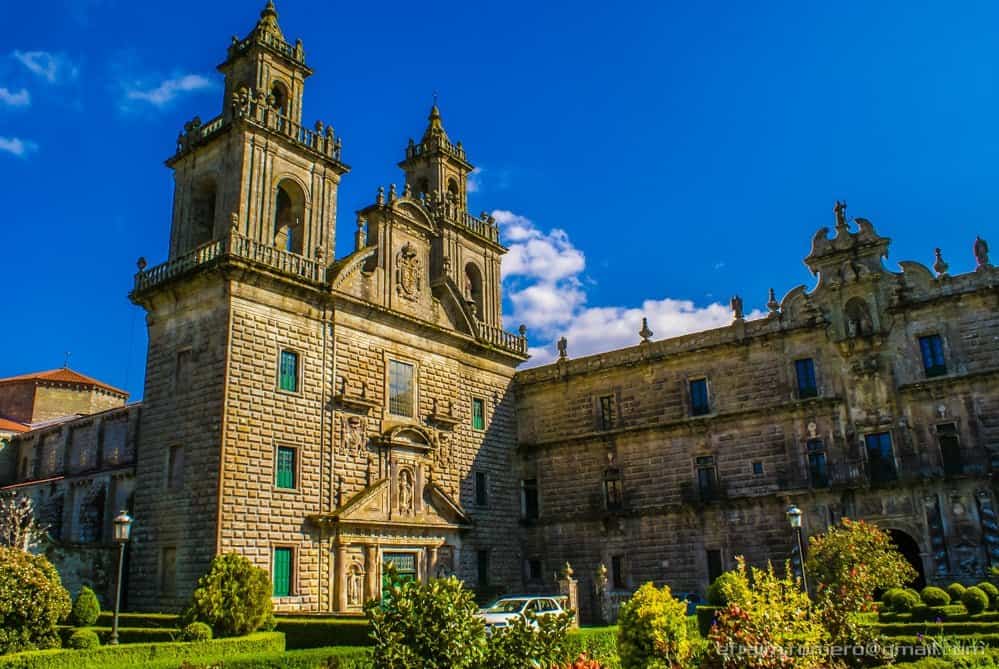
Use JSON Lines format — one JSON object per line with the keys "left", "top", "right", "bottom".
{"left": 477, "top": 596, "right": 566, "bottom": 630}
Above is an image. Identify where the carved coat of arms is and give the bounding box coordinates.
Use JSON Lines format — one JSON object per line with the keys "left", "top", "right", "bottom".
{"left": 396, "top": 242, "right": 422, "bottom": 300}
{"left": 339, "top": 415, "right": 368, "bottom": 457}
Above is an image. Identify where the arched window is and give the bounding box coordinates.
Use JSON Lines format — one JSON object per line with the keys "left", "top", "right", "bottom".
{"left": 271, "top": 81, "right": 288, "bottom": 115}
{"left": 844, "top": 297, "right": 873, "bottom": 337}
{"left": 190, "top": 178, "right": 217, "bottom": 248}
{"left": 447, "top": 178, "right": 459, "bottom": 202}
{"left": 418, "top": 178, "right": 430, "bottom": 197}
{"left": 464, "top": 262, "right": 484, "bottom": 318}
{"left": 273, "top": 179, "right": 306, "bottom": 255}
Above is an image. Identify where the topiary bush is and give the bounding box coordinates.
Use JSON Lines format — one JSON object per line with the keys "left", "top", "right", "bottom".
{"left": 617, "top": 581, "right": 690, "bottom": 669}
{"left": 892, "top": 588, "right": 922, "bottom": 612}
{"left": 881, "top": 587, "right": 904, "bottom": 607}
{"left": 182, "top": 552, "right": 273, "bottom": 638}
{"left": 921, "top": 586, "right": 951, "bottom": 607}
{"left": 66, "top": 628, "right": 101, "bottom": 650}
{"left": 947, "top": 583, "right": 967, "bottom": 602}
{"left": 70, "top": 586, "right": 101, "bottom": 627}
{"left": 978, "top": 582, "right": 999, "bottom": 610}
{"left": 706, "top": 570, "right": 748, "bottom": 607}
{"left": 963, "top": 586, "right": 990, "bottom": 615}
{"left": 181, "top": 621, "right": 214, "bottom": 642}
{"left": 0, "top": 546, "right": 72, "bottom": 655}
{"left": 483, "top": 610, "right": 574, "bottom": 669}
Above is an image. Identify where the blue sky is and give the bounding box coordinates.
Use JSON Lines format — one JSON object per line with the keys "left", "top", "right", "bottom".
{"left": 1, "top": 0, "right": 997, "bottom": 400}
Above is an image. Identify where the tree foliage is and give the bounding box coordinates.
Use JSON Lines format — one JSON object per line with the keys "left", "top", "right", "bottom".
{"left": 617, "top": 581, "right": 691, "bottom": 669}
{"left": 0, "top": 494, "right": 49, "bottom": 552}
{"left": 183, "top": 552, "right": 273, "bottom": 638}
{"left": 71, "top": 585, "right": 101, "bottom": 626}
{"left": 365, "top": 565, "right": 486, "bottom": 669}
{"left": 0, "top": 546, "right": 71, "bottom": 655}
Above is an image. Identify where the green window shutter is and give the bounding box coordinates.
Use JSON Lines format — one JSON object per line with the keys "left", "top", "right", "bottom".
{"left": 279, "top": 351, "right": 298, "bottom": 392}
{"left": 472, "top": 398, "right": 485, "bottom": 430}
{"left": 273, "top": 548, "right": 292, "bottom": 597}
{"left": 276, "top": 447, "right": 295, "bottom": 489}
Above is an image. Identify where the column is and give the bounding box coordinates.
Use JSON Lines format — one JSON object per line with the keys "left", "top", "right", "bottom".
{"left": 335, "top": 543, "right": 348, "bottom": 613}
{"left": 364, "top": 544, "right": 379, "bottom": 603}
{"left": 428, "top": 546, "right": 439, "bottom": 581}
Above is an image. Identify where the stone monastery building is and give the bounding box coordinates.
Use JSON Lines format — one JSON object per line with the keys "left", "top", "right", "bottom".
{"left": 3, "top": 2, "right": 999, "bottom": 622}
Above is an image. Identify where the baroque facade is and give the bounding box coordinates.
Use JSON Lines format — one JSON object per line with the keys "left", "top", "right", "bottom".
{"left": 3, "top": 2, "right": 998, "bottom": 623}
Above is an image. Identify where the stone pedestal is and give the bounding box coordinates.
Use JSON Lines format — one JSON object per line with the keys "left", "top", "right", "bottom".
{"left": 557, "top": 562, "right": 579, "bottom": 629}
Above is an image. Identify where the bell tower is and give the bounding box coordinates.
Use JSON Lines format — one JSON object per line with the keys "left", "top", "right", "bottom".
{"left": 399, "top": 103, "right": 473, "bottom": 210}
{"left": 165, "top": 0, "right": 347, "bottom": 262}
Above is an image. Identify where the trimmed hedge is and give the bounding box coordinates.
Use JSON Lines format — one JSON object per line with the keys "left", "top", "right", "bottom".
{"left": 176, "top": 646, "right": 372, "bottom": 669}
{"left": 947, "top": 583, "right": 967, "bottom": 602}
{"left": 978, "top": 582, "right": 999, "bottom": 610}
{"left": 921, "top": 587, "right": 952, "bottom": 607}
{"left": 0, "top": 631, "right": 284, "bottom": 669}
{"left": 879, "top": 605, "right": 968, "bottom": 623}
{"left": 963, "top": 587, "right": 990, "bottom": 615}
{"left": 94, "top": 612, "right": 180, "bottom": 629}
{"left": 874, "top": 621, "right": 999, "bottom": 636}
{"left": 58, "top": 625, "right": 179, "bottom": 645}
{"left": 273, "top": 617, "right": 371, "bottom": 649}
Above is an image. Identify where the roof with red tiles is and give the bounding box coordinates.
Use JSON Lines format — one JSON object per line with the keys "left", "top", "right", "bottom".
{"left": 0, "top": 368, "right": 128, "bottom": 397}
{"left": 0, "top": 417, "right": 29, "bottom": 433}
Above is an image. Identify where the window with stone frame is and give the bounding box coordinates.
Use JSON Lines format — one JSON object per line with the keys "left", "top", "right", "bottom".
{"left": 611, "top": 555, "right": 625, "bottom": 589}
{"left": 807, "top": 439, "right": 829, "bottom": 488}
{"left": 603, "top": 468, "right": 623, "bottom": 510}
{"left": 527, "top": 558, "right": 542, "bottom": 581}
{"left": 175, "top": 348, "right": 193, "bottom": 392}
{"left": 689, "top": 378, "right": 710, "bottom": 416}
{"left": 275, "top": 445, "right": 297, "bottom": 489}
{"left": 919, "top": 334, "right": 947, "bottom": 378}
{"left": 474, "top": 471, "right": 488, "bottom": 506}
{"left": 477, "top": 549, "right": 489, "bottom": 586}
{"left": 471, "top": 397, "right": 486, "bottom": 431}
{"left": 388, "top": 359, "right": 415, "bottom": 417}
{"left": 695, "top": 455, "right": 718, "bottom": 500}
{"left": 521, "top": 478, "right": 539, "bottom": 521}
{"left": 279, "top": 349, "right": 300, "bottom": 393}
{"left": 794, "top": 358, "right": 818, "bottom": 398}
{"left": 167, "top": 444, "right": 185, "bottom": 491}
{"left": 273, "top": 546, "right": 294, "bottom": 597}
{"left": 599, "top": 395, "right": 616, "bottom": 430}
{"left": 937, "top": 423, "right": 963, "bottom": 477}
{"left": 864, "top": 432, "right": 897, "bottom": 484}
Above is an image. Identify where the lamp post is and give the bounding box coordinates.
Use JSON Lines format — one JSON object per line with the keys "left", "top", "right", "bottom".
{"left": 786, "top": 504, "right": 808, "bottom": 593}
{"left": 110, "top": 510, "right": 133, "bottom": 646}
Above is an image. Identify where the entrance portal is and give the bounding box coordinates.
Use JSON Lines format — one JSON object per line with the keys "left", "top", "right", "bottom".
{"left": 889, "top": 529, "right": 926, "bottom": 589}
{"left": 382, "top": 552, "right": 419, "bottom": 599}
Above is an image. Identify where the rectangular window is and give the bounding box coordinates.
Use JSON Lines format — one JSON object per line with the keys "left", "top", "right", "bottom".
{"left": 752, "top": 461, "right": 764, "bottom": 476}
{"left": 477, "top": 549, "right": 489, "bottom": 586}
{"left": 273, "top": 547, "right": 293, "bottom": 597}
{"left": 474, "top": 471, "right": 488, "bottom": 506}
{"left": 522, "top": 478, "right": 539, "bottom": 520}
{"left": 689, "top": 379, "right": 710, "bottom": 416}
{"left": 865, "top": 432, "right": 897, "bottom": 484}
{"left": 275, "top": 446, "right": 296, "bottom": 489}
{"left": 919, "top": 335, "right": 947, "bottom": 378}
{"left": 279, "top": 350, "right": 299, "bottom": 392}
{"left": 937, "top": 423, "right": 962, "bottom": 477}
{"left": 167, "top": 444, "right": 184, "bottom": 491}
{"left": 528, "top": 559, "right": 542, "bottom": 581}
{"left": 175, "top": 349, "right": 192, "bottom": 391}
{"left": 604, "top": 473, "right": 623, "bottom": 510}
{"left": 388, "top": 360, "right": 414, "bottom": 417}
{"left": 807, "top": 439, "right": 828, "bottom": 488}
{"left": 160, "top": 547, "right": 177, "bottom": 596}
{"left": 471, "top": 397, "right": 485, "bottom": 431}
{"left": 795, "top": 358, "right": 818, "bottom": 399}
{"left": 599, "top": 395, "right": 615, "bottom": 430}
{"left": 707, "top": 549, "right": 723, "bottom": 584}
{"left": 611, "top": 555, "right": 625, "bottom": 590}
{"left": 696, "top": 455, "right": 717, "bottom": 501}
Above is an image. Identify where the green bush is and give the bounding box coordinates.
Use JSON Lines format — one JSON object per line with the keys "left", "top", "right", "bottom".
{"left": 273, "top": 618, "right": 371, "bottom": 649}
{"left": 365, "top": 568, "right": 485, "bottom": 669}
{"left": 183, "top": 553, "right": 273, "bottom": 638}
{"left": 95, "top": 613, "right": 179, "bottom": 628}
{"left": 882, "top": 587, "right": 904, "bottom": 606}
{"left": 892, "top": 588, "right": 922, "bottom": 612}
{"left": 947, "top": 582, "right": 967, "bottom": 602}
{"left": 0, "top": 547, "right": 72, "bottom": 655}
{"left": 705, "top": 571, "right": 746, "bottom": 607}
{"left": 70, "top": 587, "right": 100, "bottom": 627}
{"left": 978, "top": 582, "right": 999, "bottom": 610}
{"left": 483, "top": 612, "right": 574, "bottom": 669}
{"left": 963, "top": 587, "right": 990, "bottom": 615}
{"left": 179, "top": 646, "right": 372, "bottom": 669}
{"left": 617, "top": 582, "right": 690, "bottom": 669}
{"left": 65, "top": 629, "right": 99, "bottom": 650}
{"left": 0, "top": 631, "right": 283, "bottom": 669}
{"left": 921, "top": 586, "right": 952, "bottom": 607}
{"left": 564, "top": 627, "right": 619, "bottom": 668}
{"left": 181, "top": 622, "right": 213, "bottom": 642}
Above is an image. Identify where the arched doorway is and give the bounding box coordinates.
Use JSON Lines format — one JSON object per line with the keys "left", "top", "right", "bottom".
{"left": 889, "top": 529, "right": 926, "bottom": 589}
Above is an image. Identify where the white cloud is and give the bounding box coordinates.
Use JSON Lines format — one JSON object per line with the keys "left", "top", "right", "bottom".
{"left": 0, "top": 137, "right": 38, "bottom": 157}
{"left": 0, "top": 87, "right": 30, "bottom": 107}
{"left": 467, "top": 167, "right": 483, "bottom": 193}
{"left": 496, "top": 209, "right": 763, "bottom": 367}
{"left": 12, "top": 51, "right": 78, "bottom": 83}
{"left": 122, "top": 74, "right": 214, "bottom": 109}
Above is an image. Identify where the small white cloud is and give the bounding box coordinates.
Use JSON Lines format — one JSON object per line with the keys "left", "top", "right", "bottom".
{"left": 12, "top": 51, "right": 78, "bottom": 84}
{"left": 713, "top": 261, "right": 726, "bottom": 270}
{"left": 0, "top": 87, "right": 30, "bottom": 107}
{"left": 467, "top": 167, "right": 483, "bottom": 194}
{"left": 122, "top": 74, "right": 214, "bottom": 109}
{"left": 0, "top": 137, "right": 38, "bottom": 157}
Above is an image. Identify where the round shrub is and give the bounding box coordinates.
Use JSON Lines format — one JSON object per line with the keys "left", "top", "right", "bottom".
{"left": 618, "top": 582, "right": 690, "bottom": 669}
{"left": 182, "top": 552, "right": 273, "bottom": 638}
{"left": 946, "top": 583, "right": 966, "bottom": 602}
{"left": 0, "top": 546, "right": 72, "bottom": 654}
{"left": 892, "top": 589, "right": 921, "bottom": 612}
{"left": 180, "top": 621, "right": 213, "bottom": 642}
{"left": 66, "top": 628, "right": 100, "bottom": 650}
{"left": 881, "top": 587, "right": 904, "bottom": 607}
{"left": 71, "top": 585, "right": 101, "bottom": 626}
{"left": 962, "top": 586, "right": 989, "bottom": 614}
{"left": 977, "top": 581, "right": 999, "bottom": 610}
{"left": 707, "top": 570, "right": 748, "bottom": 606}
{"left": 921, "top": 586, "right": 951, "bottom": 607}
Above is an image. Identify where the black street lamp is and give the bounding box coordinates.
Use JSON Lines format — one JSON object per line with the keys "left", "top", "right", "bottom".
{"left": 110, "top": 510, "right": 133, "bottom": 645}
{"left": 786, "top": 504, "right": 808, "bottom": 593}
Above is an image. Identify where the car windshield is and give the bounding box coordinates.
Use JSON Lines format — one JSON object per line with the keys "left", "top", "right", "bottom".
{"left": 485, "top": 599, "right": 527, "bottom": 613}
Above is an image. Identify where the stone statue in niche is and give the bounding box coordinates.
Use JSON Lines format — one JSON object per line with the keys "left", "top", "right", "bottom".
{"left": 339, "top": 415, "right": 367, "bottom": 457}
{"left": 396, "top": 242, "right": 422, "bottom": 300}
{"left": 347, "top": 564, "right": 363, "bottom": 606}
{"left": 434, "top": 431, "right": 452, "bottom": 474}
{"left": 844, "top": 297, "right": 874, "bottom": 338}
{"left": 399, "top": 469, "right": 414, "bottom": 514}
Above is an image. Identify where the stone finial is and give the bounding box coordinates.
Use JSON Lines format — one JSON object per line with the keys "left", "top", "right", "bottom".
{"left": 355, "top": 217, "right": 367, "bottom": 251}
{"left": 315, "top": 246, "right": 324, "bottom": 263}
{"left": 974, "top": 235, "right": 991, "bottom": 270}
{"left": 403, "top": 182, "right": 412, "bottom": 198}
{"left": 388, "top": 184, "right": 397, "bottom": 203}
{"left": 560, "top": 561, "right": 574, "bottom": 580}
{"left": 136, "top": 257, "right": 147, "bottom": 272}
{"left": 314, "top": 120, "right": 323, "bottom": 134}
{"left": 933, "top": 248, "right": 949, "bottom": 277}
{"left": 376, "top": 186, "right": 385, "bottom": 206}
{"left": 230, "top": 211, "right": 240, "bottom": 232}
{"left": 518, "top": 324, "right": 527, "bottom": 338}
{"left": 834, "top": 200, "right": 848, "bottom": 232}
{"left": 639, "top": 317, "right": 653, "bottom": 343}
{"left": 293, "top": 38, "right": 304, "bottom": 61}
{"left": 730, "top": 295, "right": 744, "bottom": 321}
{"left": 767, "top": 288, "right": 780, "bottom": 315}
{"left": 595, "top": 563, "right": 608, "bottom": 589}
{"left": 557, "top": 336, "right": 568, "bottom": 360}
